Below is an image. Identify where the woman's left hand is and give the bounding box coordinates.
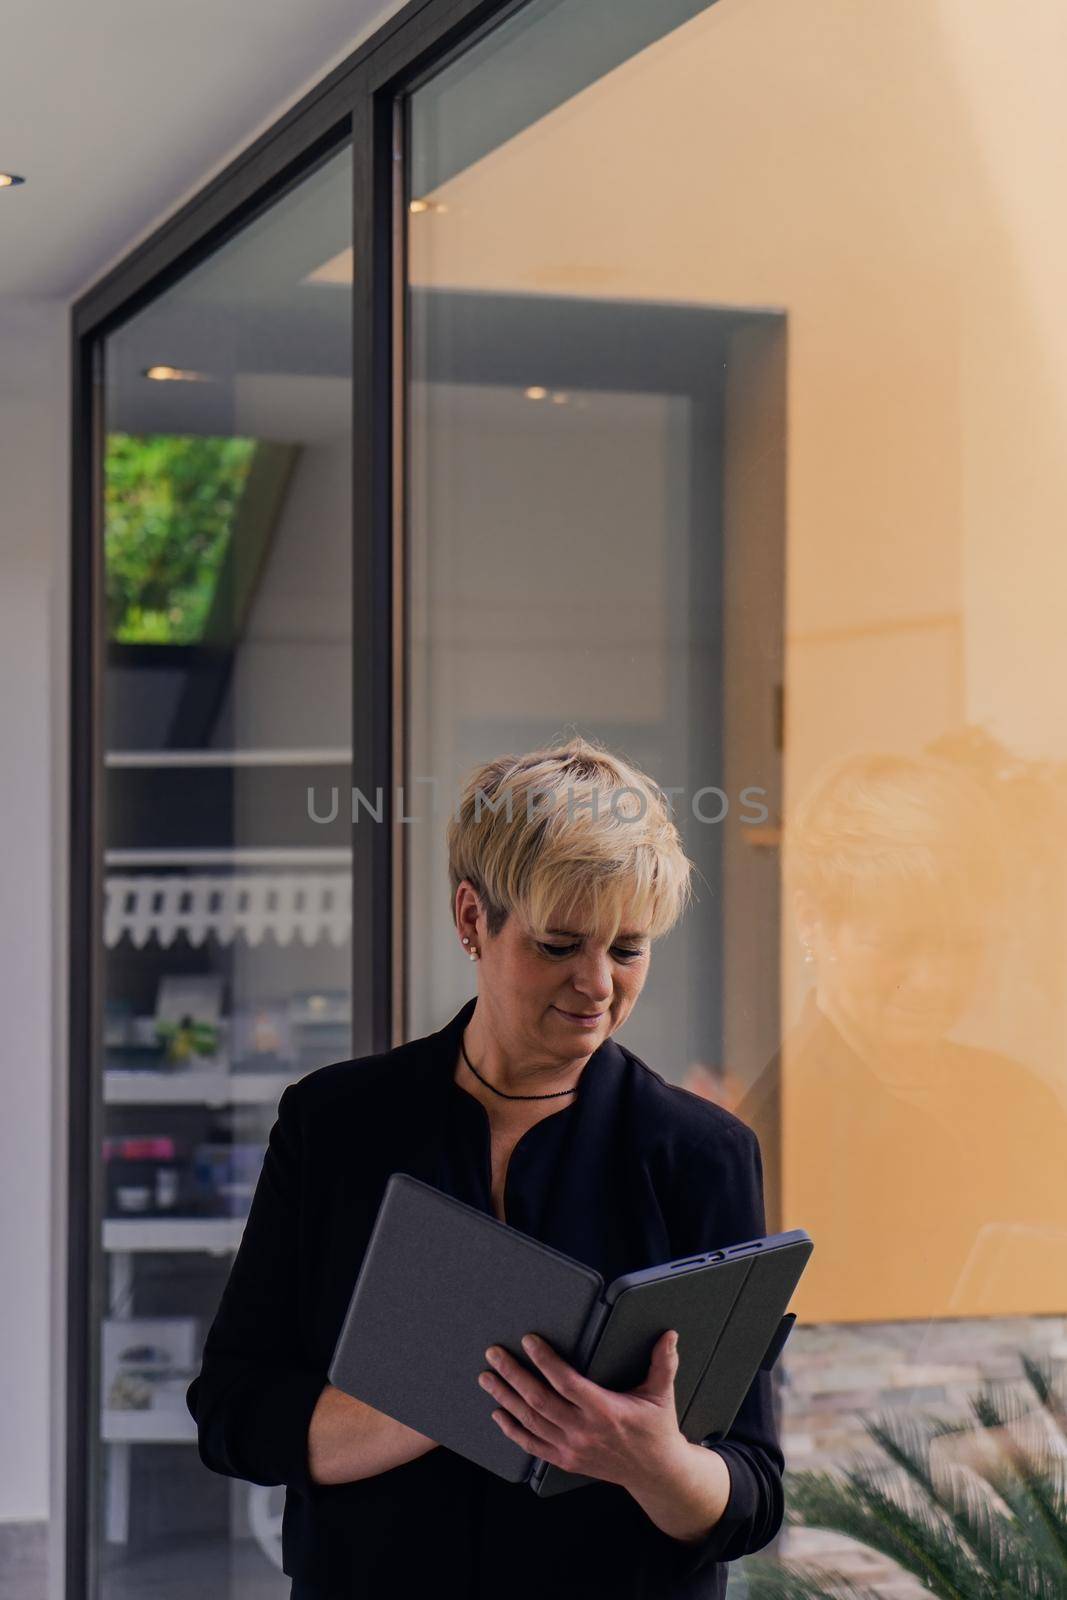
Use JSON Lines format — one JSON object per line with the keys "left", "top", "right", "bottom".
{"left": 479, "top": 1328, "right": 687, "bottom": 1493}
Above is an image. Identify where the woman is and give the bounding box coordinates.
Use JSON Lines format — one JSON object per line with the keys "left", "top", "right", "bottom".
{"left": 735, "top": 747, "right": 1067, "bottom": 1323}
{"left": 186, "top": 736, "right": 784, "bottom": 1598}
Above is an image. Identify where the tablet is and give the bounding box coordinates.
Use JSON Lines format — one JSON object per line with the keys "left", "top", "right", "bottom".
{"left": 328, "top": 1172, "right": 812, "bottom": 1494}
{"left": 532, "top": 1230, "right": 812, "bottom": 1495}
{"left": 328, "top": 1173, "right": 605, "bottom": 1482}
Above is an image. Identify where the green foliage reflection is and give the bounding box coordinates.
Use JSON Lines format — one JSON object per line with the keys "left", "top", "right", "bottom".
{"left": 105, "top": 433, "right": 257, "bottom": 643}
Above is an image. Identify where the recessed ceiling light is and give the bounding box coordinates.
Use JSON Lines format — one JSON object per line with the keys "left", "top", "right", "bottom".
{"left": 524, "top": 386, "right": 548, "bottom": 401}
{"left": 408, "top": 197, "right": 448, "bottom": 215}
{"left": 0, "top": 173, "right": 26, "bottom": 189}
{"left": 550, "top": 392, "right": 569, "bottom": 405}
{"left": 143, "top": 365, "right": 212, "bottom": 383}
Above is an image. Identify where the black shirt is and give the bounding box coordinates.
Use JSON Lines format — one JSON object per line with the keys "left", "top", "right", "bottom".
{"left": 186, "top": 996, "right": 784, "bottom": 1598}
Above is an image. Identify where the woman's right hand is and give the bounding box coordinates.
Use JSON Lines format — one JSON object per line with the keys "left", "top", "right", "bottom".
{"left": 307, "top": 1382, "right": 438, "bottom": 1486}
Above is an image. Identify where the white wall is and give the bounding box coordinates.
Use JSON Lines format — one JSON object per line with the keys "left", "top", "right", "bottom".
{"left": 0, "top": 297, "right": 69, "bottom": 1525}
{"left": 0, "top": 5, "right": 407, "bottom": 1556}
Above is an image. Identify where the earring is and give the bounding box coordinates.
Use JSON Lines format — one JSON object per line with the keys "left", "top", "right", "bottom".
{"left": 462, "top": 936, "right": 479, "bottom": 961}
{"left": 803, "top": 944, "right": 815, "bottom": 965}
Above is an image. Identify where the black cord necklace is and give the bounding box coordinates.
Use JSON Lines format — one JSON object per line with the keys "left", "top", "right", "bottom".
{"left": 460, "top": 1031, "right": 580, "bottom": 1101}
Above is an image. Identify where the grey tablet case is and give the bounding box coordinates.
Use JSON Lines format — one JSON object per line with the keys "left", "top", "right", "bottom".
{"left": 328, "top": 1171, "right": 812, "bottom": 1496}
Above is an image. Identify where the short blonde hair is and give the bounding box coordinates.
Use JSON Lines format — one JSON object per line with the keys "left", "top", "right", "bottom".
{"left": 446, "top": 734, "right": 694, "bottom": 944}
{"left": 783, "top": 750, "right": 1008, "bottom": 932}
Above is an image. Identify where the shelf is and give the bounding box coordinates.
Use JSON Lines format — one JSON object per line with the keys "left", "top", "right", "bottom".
{"left": 104, "top": 865, "right": 352, "bottom": 947}
{"left": 105, "top": 1069, "right": 293, "bottom": 1106}
{"left": 101, "top": 1409, "right": 198, "bottom": 1443}
{"left": 103, "top": 1218, "right": 245, "bottom": 1254}
{"left": 105, "top": 748, "right": 353, "bottom": 769}
{"left": 105, "top": 848, "right": 352, "bottom": 866}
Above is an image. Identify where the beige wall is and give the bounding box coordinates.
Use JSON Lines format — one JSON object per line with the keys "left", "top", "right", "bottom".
{"left": 411, "top": 0, "right": 1067, "bottom": 758}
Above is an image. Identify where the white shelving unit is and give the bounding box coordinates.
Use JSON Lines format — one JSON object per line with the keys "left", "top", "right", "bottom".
{"left": 101, "top": 1410, "right": 198, "bottom": 1444}
{"left": 102, "top": 1217, "right": 246, "bottom": 1542}
{"left": 105, "top": 1068, "right": 293, "bottom": 1106}
{"left": 98, "top": 749, "right": 351, "bottom": 1556}
{"left": 103, "top": 1218, "right": 246, "bottom": 1254}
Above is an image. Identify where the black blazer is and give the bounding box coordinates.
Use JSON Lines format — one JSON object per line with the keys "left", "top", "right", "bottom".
{"left": 186, "top": 996, "right": 784, "bottom": 1599}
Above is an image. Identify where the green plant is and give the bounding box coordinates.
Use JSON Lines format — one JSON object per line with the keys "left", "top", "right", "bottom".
{"left": 744, "top": 1348, "right": 1067, "bottom": 1600}
{"left": 105, "top": 432, "right": 257, "bottom": 643}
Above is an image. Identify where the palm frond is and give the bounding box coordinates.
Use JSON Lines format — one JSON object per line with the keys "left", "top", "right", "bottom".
{"left": 966, "top": 1436, "right": 1067, "bottom": 1578}
{"left": 742, "top": 1551, "right": 881, "bottom": 1600}
{"left": 937, "top": 1466, "right": 1067, "bottom": 1600}
{"left": 859, "top": 1409, "right": 1041, "bottom": 1599}
{"left": 1019, "top": 1351, "right": 1067, "bottom": 1426}
{"left": 785, "top": 1464, "right": 992, "bottom": 1600}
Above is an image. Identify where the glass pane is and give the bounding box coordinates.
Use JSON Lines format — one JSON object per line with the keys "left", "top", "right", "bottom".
{"left": 407, "top": 0, "right": 1067, "bottom": 1590}
{"left": 96, "top": 142, "right": 352, "bottom": 1597}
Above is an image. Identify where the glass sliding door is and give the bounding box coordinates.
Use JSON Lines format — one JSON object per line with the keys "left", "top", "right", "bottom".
{"left": 402, "top": 0, "right": 1067, "bottom": 1591}
{"left": 92, "top": 141, "right": 353, "bottom": 1599}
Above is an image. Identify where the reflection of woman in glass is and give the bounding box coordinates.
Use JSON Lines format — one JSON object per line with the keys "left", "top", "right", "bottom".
{"left": 188, "top": 736, "right": 786, "bottom": 1599}
{"left": 737, "top": 750, "right": 1067, "bottom": 1323}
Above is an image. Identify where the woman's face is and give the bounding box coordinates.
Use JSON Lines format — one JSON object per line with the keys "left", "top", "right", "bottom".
{"left": 462, "top": 886, "right": 651, "bottom": 1060}
{"left": 804, "top": 894, "right": 990, "bottom": 1047}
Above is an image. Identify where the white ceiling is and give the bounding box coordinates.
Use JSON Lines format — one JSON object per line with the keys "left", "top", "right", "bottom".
{"left": 0, "top": 0, "right": 399, "bottom": 303}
